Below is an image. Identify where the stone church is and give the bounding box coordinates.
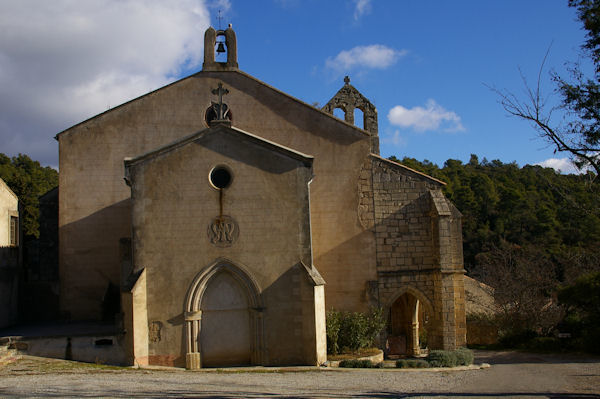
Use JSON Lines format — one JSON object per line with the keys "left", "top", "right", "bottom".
{"left": 55, "top": 25, "right": 466, "bottom": 368}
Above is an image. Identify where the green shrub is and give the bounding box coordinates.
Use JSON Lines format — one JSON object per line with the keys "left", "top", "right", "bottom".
{"left": 338, "top": 311, "right": 369, "bottom": 351}
{"left": 326, "top": 308, "right": 386, "bottom": 354}
{"left": 338, "top": 359, "right": 376, "bottom": 368}
{"left": 558, "top": 272, "right": 600, "bottom": 354}
{"left": 326, "top": 310, "right": 342, "bottom": 355}
{"left": 365, "top": 307, "right": 387, "bottom": 347}
{"left": 338, "top": 359, "right": 358, "bottom": 368}
{"left": 426, "top": 348, "right": 474, "bottom": 367}
{"left": 454, "top": 348, "right": 474, "bottom": 366}
{"left": 426, "top": 350, "right": 458, "bottom": 367}
{"left": 395, "top": 359, "right": 430, "bottom": 368}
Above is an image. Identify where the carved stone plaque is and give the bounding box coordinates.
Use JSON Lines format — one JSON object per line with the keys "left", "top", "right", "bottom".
{"left": 149, "top": 321, "right": 163, "bottom": 343}
{"left": 207, "top": 215, "right": 239, "bottom": 247}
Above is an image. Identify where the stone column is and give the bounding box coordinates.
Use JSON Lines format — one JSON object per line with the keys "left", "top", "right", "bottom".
{"left": 185, "top": 311, "right": 202, "bottom": 369}
{"left": 410, "top": 299, "right": 420, "bottom": 356}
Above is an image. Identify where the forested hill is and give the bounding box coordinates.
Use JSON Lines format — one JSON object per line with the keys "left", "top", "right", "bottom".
{"left": 391, "top": 155, "right": 600, "bottom": 281}
{"left": 0, "top": 153, "right": 58, "bottom": 239}
{"left": 1, "top": 150, "right": 598, "bottom": 283}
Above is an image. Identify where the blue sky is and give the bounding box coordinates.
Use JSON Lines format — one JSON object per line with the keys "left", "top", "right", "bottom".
{"left": 0, "top": 1, "right": 591, "bottom": 172}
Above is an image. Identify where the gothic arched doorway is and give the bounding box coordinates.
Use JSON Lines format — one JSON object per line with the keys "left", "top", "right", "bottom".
{"left": 388, "top": 290, "right": 431, "bottom": 356}
{"left": 200, "top": 271, "right": 251, "bottom": 366}
{"left": 184, "top": 260, "right": 262, "bottom": 369}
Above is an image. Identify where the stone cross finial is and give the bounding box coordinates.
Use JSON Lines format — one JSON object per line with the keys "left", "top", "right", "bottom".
{"left": 344, "top": 76, "right": 350, "bottom": 85}
{"left": 211, "top": 82, "right": 230, "bottom": 121}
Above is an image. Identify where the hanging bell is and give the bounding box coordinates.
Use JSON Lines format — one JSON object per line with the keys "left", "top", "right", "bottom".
{"left": 216, "top": 41, "right": 226, "bottom": 54}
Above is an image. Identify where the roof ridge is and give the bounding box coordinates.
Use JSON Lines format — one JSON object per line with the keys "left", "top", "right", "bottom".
{"left": 124, "top": 124, "right": 314, "bottom": 169}
{"left": 56, "top": 69, "right": 373, "bottom": 140}
{"left": 369, "top": 153, "right": 446, "bottom": 186}
{"left": 0, "top": 177, "right": 18, "bottom": 200}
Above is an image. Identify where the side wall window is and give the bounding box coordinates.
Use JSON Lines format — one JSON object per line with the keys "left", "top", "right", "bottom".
{"left": 10, "top": 216, "right": 18, "bottom": 246}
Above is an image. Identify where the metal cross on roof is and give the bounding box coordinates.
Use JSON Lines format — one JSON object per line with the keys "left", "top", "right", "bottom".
{"left": 217, "top": 9, "right": 223, "bottom": 30}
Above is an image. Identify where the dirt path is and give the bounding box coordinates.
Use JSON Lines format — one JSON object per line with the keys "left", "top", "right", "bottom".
{"left": 0, "top": 350, "right": 599, "bottom": 398}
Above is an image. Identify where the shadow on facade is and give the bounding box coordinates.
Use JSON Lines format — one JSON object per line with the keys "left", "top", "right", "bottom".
{"left": 194, "top": 72, "right": 366, "bottom": 147}
{"left": 0, "top": 246, "right": 19, "bottom": 328}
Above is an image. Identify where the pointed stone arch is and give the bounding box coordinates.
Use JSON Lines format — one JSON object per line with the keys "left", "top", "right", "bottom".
{"left": 386, "top": 286, "right": 434, "bottom": 314}
{"left": 184, "top": 258, "right": 263, "bottom": 369}
{"left": 386, "top": 286, "right": 434, "bottom": 356}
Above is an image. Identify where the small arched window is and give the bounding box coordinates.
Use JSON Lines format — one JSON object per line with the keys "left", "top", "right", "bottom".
{"left": 333, "top": 107, "right": 345, "bottom": 121}
{"left": 354, "top": 108, "right": 364, "bottom": 129}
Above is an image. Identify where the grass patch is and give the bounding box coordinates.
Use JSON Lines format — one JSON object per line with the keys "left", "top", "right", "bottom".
{"left": 338, "top": 359, "right": 382, "bottom": 368}
{"left": 37, "top": 361, "right": 126, "bottom": 372}
{"left": 10, "top": 357, "right": 129, "bottom": 373}
{"left": 395, "top": 359, "right": 430, "bottom": 368}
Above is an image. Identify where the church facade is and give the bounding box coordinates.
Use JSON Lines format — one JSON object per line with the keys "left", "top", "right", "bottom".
{"left": 55, "top": 26, "right": 466, "bottom": 368}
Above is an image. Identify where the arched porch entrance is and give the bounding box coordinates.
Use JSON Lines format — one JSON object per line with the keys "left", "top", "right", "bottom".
{"left": 184, "top": 260, "right": 263, "bottom": 369}
{"left": 387, "top": 288, "right": 432, "bottom": 356}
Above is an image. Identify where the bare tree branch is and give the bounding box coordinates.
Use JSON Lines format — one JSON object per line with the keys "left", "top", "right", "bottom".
{"left": 488, "top": 50, "right": 600, "bottom": 182}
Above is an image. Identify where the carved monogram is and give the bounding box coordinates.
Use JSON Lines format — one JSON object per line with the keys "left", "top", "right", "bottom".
{"left": 207, "top": 215, "right": 239, "bottom": 247}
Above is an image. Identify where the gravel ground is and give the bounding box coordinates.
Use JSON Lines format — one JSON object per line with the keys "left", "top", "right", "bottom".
{"left": 1, "top": 350, "right": 599, "bottom": 398}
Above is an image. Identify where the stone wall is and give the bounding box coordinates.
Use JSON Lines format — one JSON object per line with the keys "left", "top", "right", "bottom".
{"left": 322, "top": 77, "right": 379, "bottom": 154}
{"left": 0, "top": 179, "right": 18, "bottom": 247}
{"left": 125, "top": 125, "right": 326, "bottom": 367}
{"left": 57, "top": 70, "right": 375, "bottom": 320}
{"left": 366, "top": 155, "right": 466, "bottom": 351}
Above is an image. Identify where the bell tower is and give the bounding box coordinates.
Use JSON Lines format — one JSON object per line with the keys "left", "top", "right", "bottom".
{"left": 322, "top": 76, "right": 379, "bottom": 154}
{"left": 203, "top": 24, "right": 238, "bottom": 71}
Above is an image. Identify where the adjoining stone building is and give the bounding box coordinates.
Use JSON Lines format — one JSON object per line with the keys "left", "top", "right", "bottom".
{"left": 0, "top": 177, "right": 20, "bottom": 329}
{"left": 55, "top": 25, "right": 466, "bottom": 368}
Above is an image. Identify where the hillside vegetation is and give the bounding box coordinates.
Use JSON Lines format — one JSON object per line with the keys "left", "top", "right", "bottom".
{"left": 0, "top": 153, "right": 58, "bottom": 239}
{"left": 394, "top": 155, "right": 599, "bottom": 274}
{"left": 392, "top": 154, "right": 600, "bottom": 351}
{"left": 2, "top": 151, "right": 598, "bottom": 351}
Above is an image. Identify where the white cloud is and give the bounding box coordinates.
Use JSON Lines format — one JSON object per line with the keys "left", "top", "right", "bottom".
{"left": 0, "top": 0, "right": 211, "bottom": 166}
{"left": 354, "top": 0, "right": 372, "bottom": 20}
{"left": 382, "top": 130, "right": 407, "bottom": 147}
{"left": 325, "top": 45, "right": 405, "bottom": 73}
{"left": 536, "top": 157, "right": 584, "bottom": 174}
{"left": 210, "top": 0, "right": 231, "bottom": 13}
{"left": 387, "top": 99, "right": 465, "bottom": 132}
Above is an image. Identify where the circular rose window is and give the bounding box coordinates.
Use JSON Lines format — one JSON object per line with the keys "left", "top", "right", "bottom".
{"left": 209, "top": 165, "right": 232, "bottom": 189}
